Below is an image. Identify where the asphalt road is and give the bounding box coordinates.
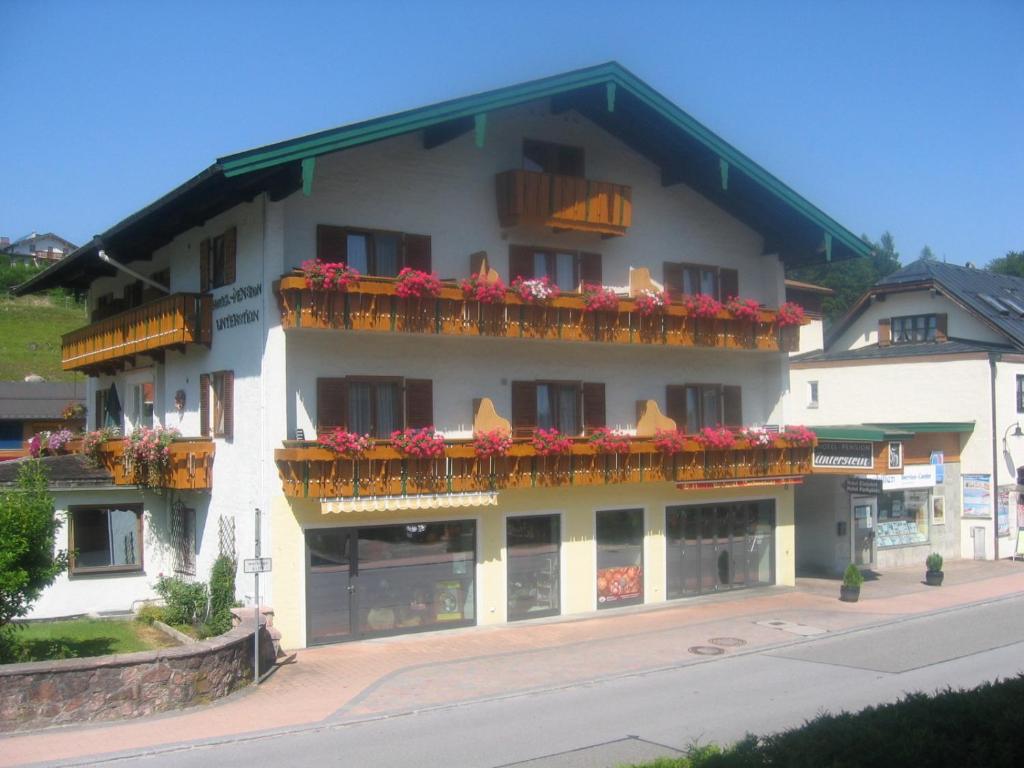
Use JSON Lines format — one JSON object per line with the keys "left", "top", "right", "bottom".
{"left": 41, "top": 595, "right": 1024, "bottom": 768}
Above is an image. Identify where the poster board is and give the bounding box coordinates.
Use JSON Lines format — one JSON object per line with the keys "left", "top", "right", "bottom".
{"left": 962, "top": 474, "right": 992, "bottom": 519}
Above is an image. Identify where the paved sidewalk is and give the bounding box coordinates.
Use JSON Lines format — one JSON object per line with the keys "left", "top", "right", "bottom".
{"left": 3, "top": 560, "right": 1022, "bottom": 767}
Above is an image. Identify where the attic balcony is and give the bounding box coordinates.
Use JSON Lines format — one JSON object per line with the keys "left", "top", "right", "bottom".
{"left": 274, "top": 275, "right": 803, "bottom": 352}
{"left": 68, "top": 436, "right": 215, "bottom": 490}
{"left": 62, "top": 293, "right": 212, "bottom": 374}
{"left": 274, "top": 436, "right": 812, "bottom": 501}
{"left": 495, "top": 170, "right": 633, "bottom": 237}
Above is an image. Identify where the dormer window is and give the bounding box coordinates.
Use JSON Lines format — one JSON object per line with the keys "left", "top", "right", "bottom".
{"left": 522, "top": 140, "right": 584, "bottom": 177}
{"left": 891, "top": 314, "right": 937, "bottom": 343}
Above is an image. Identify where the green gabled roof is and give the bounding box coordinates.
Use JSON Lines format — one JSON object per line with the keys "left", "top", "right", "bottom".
{"left": 220, "top": 62, "right": 870, "bottom": 264}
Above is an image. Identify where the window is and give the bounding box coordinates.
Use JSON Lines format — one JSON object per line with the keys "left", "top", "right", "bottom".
{"left": 316, "top": 226, "right": 431, "bottom": 277}
{"left": 0, "top": 421, "right": 22, "bottom": 450}
{"left": 316, "top": 377, "right": 433, "bottom": 437}
{"left": 808, "top": 381, "right": 819, "bottom": 409}
{"left": 522, "top": 139, "right": 584, "bottom": 177}
{"left": 663, "top": 262, "right": 739, "bottom": 301}
{"left": 510, "top": 380, "right": 605, "bottom": 436}
{"left": 170, "top": 502, "right": 196, "bottom": 576}
{"left": 666, "top": 384, "right": 742, "bottom": 432}
{"left": 130, "top": 382, "right": 155, "bottom": 430}
{"left": 95, "top": 385, "right": 123, "bottom": 430}
{"left": 200, "top": 371, "right": 233, "bottom": 440}
{"left": 891, "top": 314, "right": 937, "bottom": 343}
{"left": 69, "top": 505, "right": 143, "bottom": 574}
{"left": 537, "top": 383, "right": 581, "bottom": 435}
{"left": 1018, "top": 375, "right": 1024, "bottom": 414}
{"left": 200, "top": 227, "right": 237, "bottom": 291}
{"left": 508, "top": 246, "right": 601, "bottom": 291}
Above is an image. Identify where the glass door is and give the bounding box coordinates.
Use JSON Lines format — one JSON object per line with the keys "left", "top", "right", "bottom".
{"left": 852, "top": 500, "right": 875, "bottom": 566}
{"left": 507, "top": 515, "right": 561, "bottom": 621}
{"left": 306, "top": 529, "right": 355, "bottom": 645}
{"left": 596, "top": 509, "right": 644, "bottom": 609}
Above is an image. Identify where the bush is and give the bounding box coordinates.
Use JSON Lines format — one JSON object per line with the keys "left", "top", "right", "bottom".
{"left": 135, "top": 603, "right": 168, "bottom": 626}
{"left": 0, "top": 460, "right": 67, "bottom": 628}
{"left": 203, "top": 555, "right": 237, "bottom": 637}
{"left": 926, "top": 552, "right": 943, "bottom": 572}
{"left": 154, "top": 575, "right": 208, "bottom": 627}
{"left": 842, "top": 563, "right": 864, "bottom": 588}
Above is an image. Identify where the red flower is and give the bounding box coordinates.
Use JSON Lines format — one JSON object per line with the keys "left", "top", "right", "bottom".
{"left": 390, "top": 427, "right": 446, "bottom": 458}
{"left": 530, "top": 428, "right": 573, "bottom": 456}
{"left": 511, "top": 275, "right": 561, "bottom": 304}
{"left": 395, "top": 268, "right": 443, "bottom": 299}
{"left": 460, "top": 272, "right": 507, "bottom": 304}
{"left": 726, "top": 297, "right": 761, "bottom": 322}
{"left": 693, "top": 427, "right": 736, "bottom": 450}
{"left": 776, "top": 302, "right": 807, "bottom": 327}
{"left": 588, "top": 427, "right": 632, "bottom": 454}
{"left": 652, "top": 429, "right": 688, "bottom": 454}
{"left": 684, "top": 293, "right": 724, "bottom": 318}
{"left": 634, "top": 289, "right": 669, "bottom": 317}
{"left": 582, "top": 284, "right": 619, "bottom": 313}
{"left": 781, "top": 425, "right": 815, "bottom": 446}
{"left": 317, "top": 428, "right": 372, "bottom": 457}
{"left": 472, "top": 429, "right": 513, "bottom": 457}
{"left": 301, "top": 259, "right": 359, "bottom": 291}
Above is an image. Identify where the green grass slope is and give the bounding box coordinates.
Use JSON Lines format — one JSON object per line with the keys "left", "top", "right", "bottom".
{"left": 0, "top": 296, "right": 86, "bottom": 382}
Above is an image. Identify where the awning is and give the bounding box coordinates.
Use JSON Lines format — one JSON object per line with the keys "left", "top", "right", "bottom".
{"left": 811, "top": 425, "right": 914, "bottom": 442}
{"left": 321, "top": 491, "right": 499, "bottom": 514}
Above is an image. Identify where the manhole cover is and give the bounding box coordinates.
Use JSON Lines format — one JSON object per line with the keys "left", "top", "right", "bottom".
{"left": 709, "top": 637, "right": 747, "bottom": 647}
{"left": 688, "top": 645, "right": 725, "bottom": 656}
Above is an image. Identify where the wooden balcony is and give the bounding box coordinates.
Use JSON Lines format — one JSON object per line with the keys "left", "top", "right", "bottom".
{"left": 73, "top": 437, "right": 215, "bottom": 490}
{"left": 275, "top": 438, "right": 813, "bottom": 500}
{"left": 274, "top": 275, "right": 801, "bottom": 352}
{"left": 496, "top": 170, "right": 632, "bottom": 237}
{"left": 62, "top": 293, "right": 212, "bottom": 373}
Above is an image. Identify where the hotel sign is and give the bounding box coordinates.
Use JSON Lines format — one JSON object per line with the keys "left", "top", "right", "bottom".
{"left": 813, "top": 440, "right": 874, "bottom": 469}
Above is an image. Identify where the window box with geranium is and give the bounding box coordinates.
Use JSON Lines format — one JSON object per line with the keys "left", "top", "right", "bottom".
{"left": 82, "top": 427, "right": 120, "bottom": 467}
{"left": 776, "top": 301, "right": 806, "bottom": 351}
{"left": 124, "top": 426, "right": 181, "bottom": 489}
{"left": 460, "top": 272, "right": 507, "bottom": 305}
{"left": 473, "top": 429, "right": 513, "bottom": 458}
{"left": 740, "top": 427, "right": 778, "bottom": 449}
{"left": 726, "top": 297, "right": 761, "bottom": 322}
{"left": 581, "top": 283, "right": 620, "bottom": 313}
{"left": 588, "top": 427, "right": 632, "bottom": 454}
{"left": 390, "top": 427, "right": 446, "bottom": 459}
{"left": 652, "top": 429, "right": 689, "bottom": 454}
{"left": 395, "top": 267, "right": 443, "bottom": 299}
{"left": 301, "top": 259, "right": 360, "bottom": 291}
{"left": 781, "top": 425, "right": 815, "bottom": 446}
{"left": 511, "top": 275, "right": 560, "bottom": 304}
{"left": 530, "top": 428, "right": 573, "bottom": 456}
{"left": 684, "top": 293, "right": 724, "bottom": 319}
{"left": 634, "top": 289, "right": 668, "bottom": 317}
{"left": 693, "top": 426, "right": 736, "bottom": 451}
{"left": 318, "top": 428, "right": 372, "bottom": 457}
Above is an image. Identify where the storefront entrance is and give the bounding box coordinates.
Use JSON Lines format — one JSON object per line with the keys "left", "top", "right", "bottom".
{"left": 506, "top": 514, "right": 561, "bottom": 621}
{"left": 596, "top": 508, "right": 644, "bottom": 609}
{"left": 666, "top": 501, "right": 775, "bottom": 599}
{"left": 851, "top": 498, "right": 876, "bottom": 566}
{"left": 306, "top": 520, "right": 476, "bottom": 645}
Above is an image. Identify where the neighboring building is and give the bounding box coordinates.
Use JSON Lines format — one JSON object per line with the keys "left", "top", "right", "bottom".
{"left": 0, "top": 381, "right": 87, "bottom": 460}
{"left": 789, "top": 259, "right": 1024, "bottom": 573}
{"left": 15, "top": 63, "right": 871, "bottom": 646}
{"left": 1, "top": 232, "right": 78, "bottom": 267}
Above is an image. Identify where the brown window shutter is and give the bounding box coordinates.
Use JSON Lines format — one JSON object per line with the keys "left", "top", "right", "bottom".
{"left": 719, "top": 268, "right": 739, "bottom": 301}
{"left": 316, "top": 225, "right": 347, "bottom": 262}
{"left": 199, "top": 374, "right": 210, "bottom": 437}
{"left": 403, "top": 234, "right": 432, "bottom": 273}
{"left": 878, "top": 318, "right": 892, "bottom": 347}
{"left": 663, "top": 262, "right": 684, "bottom": 300}
{"left": 665, "top": 385, "right": 687, "bottom": 427}
{"left": 510, "top": 381, "right": 538, "bottom": 432}
{"left": 508, "top": 245, "right": 534, "bottom": 281}
{"left": 404, "top": 379, "right": 434, "bottom": 429}
{"left": 935, "top": 313, "right": 948, "bottom": 341}
{"left": 578, "top": 252, "right": 602, "bottom": 286}
{"left": 222, "top": 227, "right": 237, "bottom": 286}
{"left": 723, "top": 386, "right": 742, "bottom": 428}
{"left": 222, "top": 371, "right": 235, "bottom": 441}
{"left": 199, "top": 239, "right": 211, "bottom": 292}
{"left": 316, "top": 378, "right": 348, "bottom": 430}
{"left": 582, "top": 382, "right": 606, "bottom": 432}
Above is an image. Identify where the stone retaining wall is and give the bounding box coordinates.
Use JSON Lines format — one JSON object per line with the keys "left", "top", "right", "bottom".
{"left": 0, "top": 617, "right": 276, "bottom": 733}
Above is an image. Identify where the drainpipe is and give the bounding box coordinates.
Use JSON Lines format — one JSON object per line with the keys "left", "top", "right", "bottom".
{"left": 989, "top": 352, "right": 1001, "bottom": 560}
{"left": 98, "top": 250, "right": 170, "bottom": 294}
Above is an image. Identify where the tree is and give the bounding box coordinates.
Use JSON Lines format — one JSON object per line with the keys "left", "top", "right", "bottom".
{"left": 920, "top": 245, "right": 936, "bottom": 261}
{"left": 0, "top": 461, "right": 67, "bottom": 627}
{"left": 986, "top": 250, "right": 1024, "bottom": 278}
{"left": 788, "top": 231, "right": 902, "bottom": 322}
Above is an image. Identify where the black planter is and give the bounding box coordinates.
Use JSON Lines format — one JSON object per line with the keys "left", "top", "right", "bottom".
{"left": 925, "top": 570, "right": 944, "bottom": 586}
{"left": 840, "top": 585, "right": 861, "bottom": 602}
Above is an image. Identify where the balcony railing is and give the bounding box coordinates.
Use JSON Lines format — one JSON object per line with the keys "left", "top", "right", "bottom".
{"left": 275, "top": 438, "right": 813, "bottom": 500}
{"left": 274, "top": 275, "right": 801, "bottom": 352}
{"left": 496, "top": 170, "right": 633, "bottom": 237}
{"left": 69, "top": 437, "right": 215, "bottom": 490}
{"left": 62, "top": 293, "right": 212, "bottom": 373}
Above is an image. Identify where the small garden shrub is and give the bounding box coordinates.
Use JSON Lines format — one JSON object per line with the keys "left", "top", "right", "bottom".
{"left": 154, "top": 575, "right": 208, "bottom": 627}
{"left": 135, "top": 603, "right": 168, "bottom": 626}
{"left": 204, "top": 555, "right": 237, "bottom": 637}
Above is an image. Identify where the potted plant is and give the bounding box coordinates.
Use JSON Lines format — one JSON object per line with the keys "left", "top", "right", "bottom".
{"left": 840, "top": 563, "right": 864, "bottom": 602}
{"left": 925, "top": 552, "right": 944, "bottom": 586}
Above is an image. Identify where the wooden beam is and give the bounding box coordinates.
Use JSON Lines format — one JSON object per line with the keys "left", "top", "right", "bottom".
{"left": 474, "top": 113, "right": 487, "bottom": 148}
{"left": 301, "top": 157, "right": 316, "bottom": 196}
{"left": 423, "top": 117, "right": 474, "bottom": 149}
{"left": 606, "top": 81, "right": 616, "bottom": 112}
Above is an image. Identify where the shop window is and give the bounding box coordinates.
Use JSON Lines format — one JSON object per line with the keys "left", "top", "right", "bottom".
{"left": 0, "top": 421, "right": 22, "bottom": 450}
{"left": 316, "top": 377, "right": 433, "bottom": 437}
{"left": 69, "top": 505, "right": 143, "bottom": 574}
{"left": 662, "top": 262, "right": 739, "bottom": 302}
{"left": 507, "top": 515, "right": 561, "bottom": 621}
{"left": 508, "top": 245, "right": 601, "bottom": 291}
{"left": 199, "top": 227, "right": 237, "bottom": 291}
{"left": 316, "top": 226, "right": 431, "bottom": 277}
{"left": 891, "top": 314, "right": 937, "bottom": 343}
{"left": 200, "top": 371, "right": 234, "bottom": 440}
{"left": 596, "top": 509, "right": 644, "bottom": 609}
{"left": 875, "top": 490, "right": 930, "bottom": 547}
{"left": 522, "top": 139, "right": 584, "bottom": 177}
{"left": 666, "top": 384, "right": 742, "bottom": 432}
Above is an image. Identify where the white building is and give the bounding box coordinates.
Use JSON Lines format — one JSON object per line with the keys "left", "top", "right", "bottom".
{"left": 15, "top": 63, "right": 871, "bottom": 647}
{"left": 1, "top": 232, "right": 78, "bottom": 267}
{"left": 789, "top": 259, "right": 1024, "bottom": 573}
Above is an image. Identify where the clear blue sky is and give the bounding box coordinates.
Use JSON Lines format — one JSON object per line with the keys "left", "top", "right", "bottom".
{"left": 2, "top": 0, "right": 1021, "bottom": 266}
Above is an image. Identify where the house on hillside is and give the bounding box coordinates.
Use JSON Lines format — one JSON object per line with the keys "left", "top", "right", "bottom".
{"left": 2, "top": 232, "right": 78, "bottom": 268}
{"left": 789, "top": 259, "right": 1024, "bottom": 574}
{"left": 15, "top": 62, "right": 874, "bottom": 646}
{"left": 0, "top": 381, "right": 86, "bottom": 460}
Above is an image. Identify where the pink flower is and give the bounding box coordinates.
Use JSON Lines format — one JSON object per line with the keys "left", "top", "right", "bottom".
{"left": 588, "top": 427, "right": 632, "bottom": 454}
{"left": 511, "top": 275, "right": 561, "bottom": 304}
{"left": 317, "top": 428, "right": 372, "bottom": 457}
{"left": 395, "top": 268, "right": 443, "bottom": 299}
{"left": 652, "top": 429, "right": 688, "bottom": 454}
{"left": 530, "top": 428, "right": 573, "bottom": 456}
{"left": 683, "top": 293, "right": 724, "bottom": 318}
{"left": 301, "top": 259, "right": 359, "bottom": 291}
{"left": 390, "top": 427, "right": 446, "bottom": 458}
{"left": 472, "top": 429, "right": 513, "bottom": 458}
{"left": 581, "top": 284, "right": 619, "bottom": 313}
{"left": 781, "top": 425, "right": 816, "bottom": 446}
{"left": 693, "top": 427, "right": 736, "bottom": 450}
{"left": 726, "top": 297, "right": 761, "bottom": 322}
{"left": 460, "top": 273, "right": 507, "bottom": 304}
{"left": 776, "top": 302, "right": 806, "bottom": 327}
{"left": 634, "top": 289, "right": 668, "bottom": 317}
